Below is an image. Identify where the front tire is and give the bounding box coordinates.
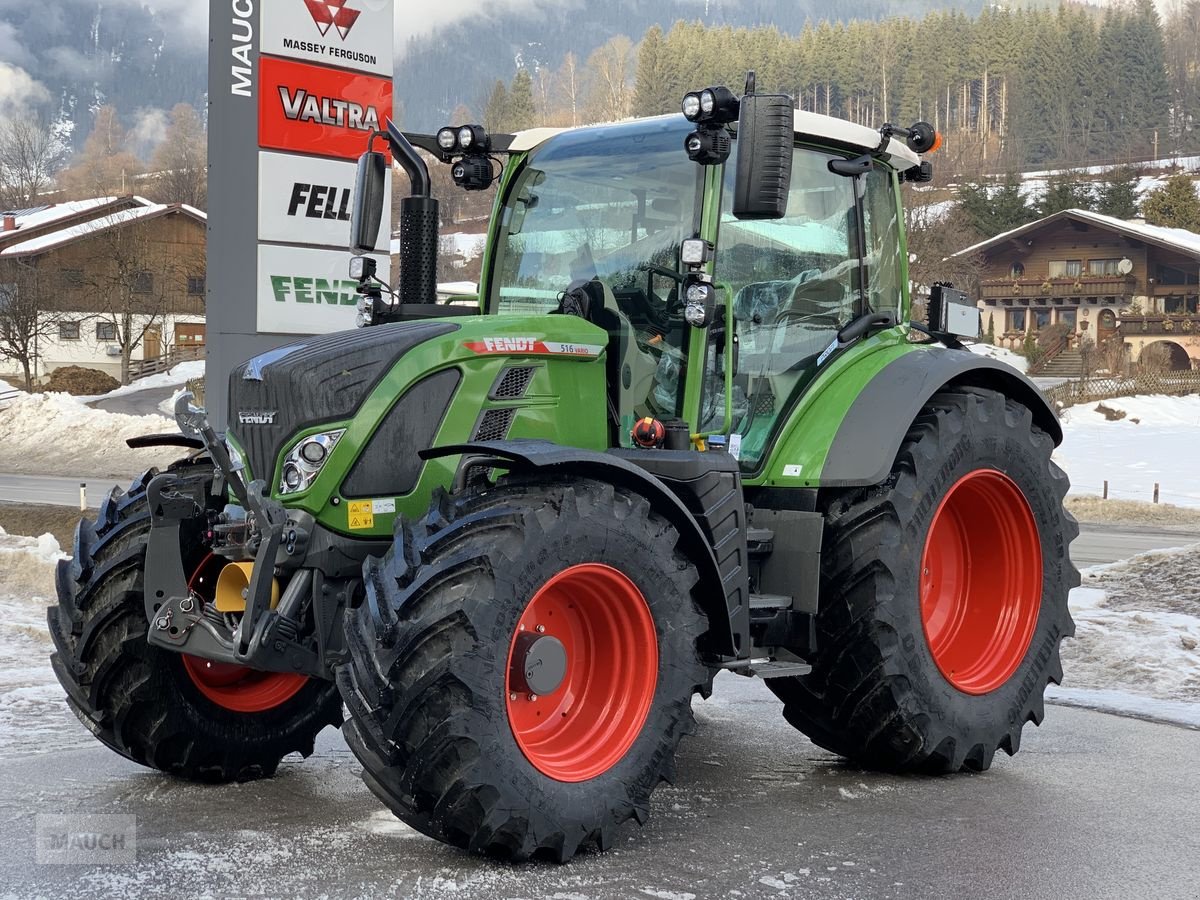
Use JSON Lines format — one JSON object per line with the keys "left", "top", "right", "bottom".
{"left": 769, "top": 387, "right": 1078, "bottom": 772}
{"left": 47, "top": 469, "right": 343, "bottom": 782}
{"left": 338, "top": 478, "right": 711, "bottom": 861}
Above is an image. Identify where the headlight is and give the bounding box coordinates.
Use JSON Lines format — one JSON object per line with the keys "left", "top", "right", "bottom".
{"left": 699, "top": 89, "right": 715, "bottom": 115}
{"left": 278, "top": 429, "right": 345, "bottom": 495}
{"left": 224, "top": 437, "right": 247, "bottom": 474}
{"left": 436, "top": 127, "right": 458, "bottom": 151}
{"left": 356, "top": 296, "right": 374, "bottom": 328}
{"left": 682, "top": 92, "right": 701, "bottom": 121}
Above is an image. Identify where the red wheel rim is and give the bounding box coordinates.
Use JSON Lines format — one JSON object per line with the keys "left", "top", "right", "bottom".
{"left": 179, "top": 553, "right": 308, "bottom": 713}
{"left": 505, "top": 563, "right": 658, "bottom": 782}
{"left": 920, "top": 469, "right": 1043, "bottom": 695}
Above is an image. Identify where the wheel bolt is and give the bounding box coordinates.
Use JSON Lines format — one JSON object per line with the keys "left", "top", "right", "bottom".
{"left": 536, "top": 625, "right": 545, "bottom": 634}
{"left": 509, "top": 692, "right": 517, "bottom": 701}
{"left": 528, "top": 693, "right": 538, "bottom": 702}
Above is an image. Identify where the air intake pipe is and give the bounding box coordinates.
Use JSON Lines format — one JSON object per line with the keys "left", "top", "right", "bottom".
{"left": 386, "top": 120, "right": 439, "bottom": 307}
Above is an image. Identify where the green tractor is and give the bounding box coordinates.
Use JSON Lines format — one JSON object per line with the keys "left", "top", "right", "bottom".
{"left": 49, "top": 78, "right": 1077, "bottom": 862}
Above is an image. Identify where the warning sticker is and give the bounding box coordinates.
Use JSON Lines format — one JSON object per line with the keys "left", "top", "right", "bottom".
{"left": 347, "top": 500, "right": 375, "bottom": 530}
{"left": 371, "top": 498, "right": 396, "bottom": 514}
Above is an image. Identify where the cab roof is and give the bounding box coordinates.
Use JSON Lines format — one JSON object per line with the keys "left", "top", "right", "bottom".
{"left": 507, "top": 111, "right": 920, "bottom": 168}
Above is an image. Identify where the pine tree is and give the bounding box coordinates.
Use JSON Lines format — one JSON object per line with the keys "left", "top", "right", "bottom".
{"left": 633, "top": 25, "right": 672, "bottom": 116}
{"left": 985, "top": 312, "right": 996, "bottom": 345}
{"left": 958, "top": 172, "right": 1034, "bottom": 236}
{"left": 1141, "top": 175, "right": 1200, "bottom": 231}
{"left": 507, "top": 69, "right": 536, "bottom": 132}
{"left": 1096, "top": 167, "right": 1140, "bottom": 219}
{"left": 483, "top": 80, "right": 509, "bottom": 133}
{"left": 1040, "top": 172, "right": 1095, "bottom": 217}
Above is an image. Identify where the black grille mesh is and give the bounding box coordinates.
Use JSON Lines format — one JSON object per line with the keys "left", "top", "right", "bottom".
{"left": 491, "top": 366, "right": 536, "bottom": 399}
{"left": 473, "top": 407, "right": 516, "bottom": 442}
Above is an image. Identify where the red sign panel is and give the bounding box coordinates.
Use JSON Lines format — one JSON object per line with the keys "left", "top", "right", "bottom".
{"left": 258, "top": 56, "right": 392, "bottom": 162}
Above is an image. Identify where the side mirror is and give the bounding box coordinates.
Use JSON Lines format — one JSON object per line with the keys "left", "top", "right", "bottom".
{"left": 350, "top": 150, "right": 387, "bottom": 253}
{"left": 732, "top": 93, "right": 793, "bottom": 220}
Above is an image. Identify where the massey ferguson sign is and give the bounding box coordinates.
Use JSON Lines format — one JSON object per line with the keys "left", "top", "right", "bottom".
{"left": 260, "top": 0, "right": 392, "bottom": 76}
{"left": 259, "top": 56, "right": 392, "bottom": 161}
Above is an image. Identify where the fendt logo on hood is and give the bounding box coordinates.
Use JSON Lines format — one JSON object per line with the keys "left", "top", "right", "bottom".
{"left": 303, "top": 0, "right": 361, "bottom": 40}
{"left": 238, "top": 411, "right": 277, "bottom": 425}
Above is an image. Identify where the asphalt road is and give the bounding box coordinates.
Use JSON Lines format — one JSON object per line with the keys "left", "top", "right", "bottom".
{"left": 1, "top": 677, "right": 1196, "bottom": 900}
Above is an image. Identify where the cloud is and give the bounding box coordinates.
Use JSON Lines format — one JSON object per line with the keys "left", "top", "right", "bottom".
{"left": 0, "top": 63, "right": 50, "bottom": 116}
{"left": 129, "top": 107, "right": 169, "bottom": 160}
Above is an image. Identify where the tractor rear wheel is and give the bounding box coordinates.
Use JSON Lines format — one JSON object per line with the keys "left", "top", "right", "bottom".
{"left": 768, "top": 387, "right": 1078, "bottom": 772}
{"left": 47, "top": 468, "right": 343, "bottom": 782}
{"left": 338, "top": 478, "right": 711, "bottom": 861}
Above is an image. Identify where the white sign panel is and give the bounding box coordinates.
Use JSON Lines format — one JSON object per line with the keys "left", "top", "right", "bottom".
{"left": 258, "top": 151, "right": 391, "bottom": 248}
{"left": 257, "top": 243, "right": 390, "bottom": 334}
{"left": 260, "top": 0, "right": 393, "bottom": 76}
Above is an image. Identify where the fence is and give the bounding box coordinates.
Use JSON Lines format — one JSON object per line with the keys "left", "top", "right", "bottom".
{"left": 1041, "top": 370, "right": 1200, "bottom": 410}
{"left": 126, "top": 344, "right": 204, "bottom": 382}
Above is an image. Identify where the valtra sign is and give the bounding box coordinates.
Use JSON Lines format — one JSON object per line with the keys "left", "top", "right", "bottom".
{"left": 258, "top": 56, "right": 392, "bottom": 161}
{"left": 260, "top": 0, "right": 392, "bottom": 76}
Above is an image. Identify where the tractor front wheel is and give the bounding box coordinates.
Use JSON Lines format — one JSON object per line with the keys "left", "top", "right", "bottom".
{"left": 47, "top": 469, "right": 343, "bottom": 782}
{"left": 768, "top": 387, "right": 1078, "bottom": 772}
{"left": 338, "top": 478, "right": 711, "bottom": 861}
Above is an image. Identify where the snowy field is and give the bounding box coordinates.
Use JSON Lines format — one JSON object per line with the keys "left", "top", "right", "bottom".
{"left": 1055, "top": 394, "right": 1200, "bottom": 507}
{"left": 966, "top": 341, "right": 1029, "bottom": 373}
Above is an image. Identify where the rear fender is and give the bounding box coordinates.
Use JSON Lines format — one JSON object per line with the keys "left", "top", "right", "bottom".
{"left": 767, "top": 346, "right": 1060, "bottom": 489}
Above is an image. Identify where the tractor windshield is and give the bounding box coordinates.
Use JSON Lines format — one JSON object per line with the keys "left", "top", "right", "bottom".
{"left": 488, "top": 118, "right": 702, "bottom": 422}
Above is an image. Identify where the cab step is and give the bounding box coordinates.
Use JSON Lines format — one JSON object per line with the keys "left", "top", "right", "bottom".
{"left": 745, "top": 658, "right": 813, "bottom": 679}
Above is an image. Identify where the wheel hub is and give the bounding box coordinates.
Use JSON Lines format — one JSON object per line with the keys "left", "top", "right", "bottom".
{"left": 510, "top": 632, "right": 568, "bottom": 696}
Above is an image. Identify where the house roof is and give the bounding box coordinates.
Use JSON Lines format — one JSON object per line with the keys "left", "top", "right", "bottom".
{"left": 0, "top": 196, "right": 154, "bottom": 243}
{"left": 953, "top": 208, "right": 1200, "bottom": 260}
{"left": 0, "top": 203, "right": 207, "bottom": 259}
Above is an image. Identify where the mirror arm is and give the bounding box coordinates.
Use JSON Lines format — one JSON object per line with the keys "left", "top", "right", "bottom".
{"left": 384, "top": 119, "right": 431, "bottom": 198}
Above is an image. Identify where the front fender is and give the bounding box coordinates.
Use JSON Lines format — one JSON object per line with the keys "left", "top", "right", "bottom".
{"left": 422, "top": 440, "right": 744, "bottom": 657}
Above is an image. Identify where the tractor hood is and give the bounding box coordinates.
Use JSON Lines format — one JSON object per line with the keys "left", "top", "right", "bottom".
{"left": 227, "top": 320, "right": 460, "bottom": 486}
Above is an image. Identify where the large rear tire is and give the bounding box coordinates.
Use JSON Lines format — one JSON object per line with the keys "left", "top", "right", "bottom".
{"left": 47, "top": 469, "right": 343, "bottom": 782}
{"left": 768, "top": 387, "right": 1078, "bottom": 772}
{"left": 338, "top": 478, "right": 711, "bottom": 861}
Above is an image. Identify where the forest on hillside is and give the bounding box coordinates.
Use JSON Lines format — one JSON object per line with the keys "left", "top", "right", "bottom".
{"left": 472, "top": 0, "right": 1200, "bottom": 172}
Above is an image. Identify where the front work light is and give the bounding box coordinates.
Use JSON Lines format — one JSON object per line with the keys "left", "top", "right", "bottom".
{"left": 436, "top": 127, "right": 458, "bottom": 151}
{"left": 683, "top": 277, "right": 717, "bottom": 328}
{"left": 682, "top": 92, "right": 702, "bottom": 121}
{"left": 349, "top": 255, "right": 376, "bottom": 282}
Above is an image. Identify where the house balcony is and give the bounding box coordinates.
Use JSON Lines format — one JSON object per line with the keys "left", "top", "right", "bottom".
{"left": 979, "top": 275, "right": 1137, "bottom": 302}
{"left": 1118, "top": 315, "right": 1200, "bottom": 337}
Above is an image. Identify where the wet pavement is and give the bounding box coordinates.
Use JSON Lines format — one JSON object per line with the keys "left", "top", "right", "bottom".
{"left": 0, "top": 675, "right": 1196, "bottom": 900}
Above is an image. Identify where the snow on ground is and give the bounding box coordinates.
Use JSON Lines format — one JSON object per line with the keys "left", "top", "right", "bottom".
{"left": 1055, "top": 547, "right": 1200, "bottom": 728}
{"left": 1055, "top": 394, "right": 1200, "bottom": 507}
{"left": 0, "top": 391, "right": 180, "bottom": 477}
{"left": 966, "top": 341, "right": 1028, "bottom": 373}
{"left": 0, "top": 527, "right": 90, "bottom": 757}
{"left": 79, "top": 359, "right": 204, "bottom": 403}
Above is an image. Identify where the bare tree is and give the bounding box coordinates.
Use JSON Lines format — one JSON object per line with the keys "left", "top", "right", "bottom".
{"left": 584, "top": 36, "right": 635, "bottom": 124}
{"left": 0, "top": 260, "right": 66, "bottom": 389}
{"left": 146, "top": 104, "right": 207, "bottom": 208}
{"left": 0, "top": 118, "right": 67, "bottom": 209}
{"left": 902, "top": 188, "right": 985, "bottom": 301}
{"left": 81, "top": 212, "right": 201, "bottom": 384}
{"left": 556, "top": 53, "right": 582, "bottom": 127}
{"left": 58, "top": 106, "right": 144, "bottom": 200}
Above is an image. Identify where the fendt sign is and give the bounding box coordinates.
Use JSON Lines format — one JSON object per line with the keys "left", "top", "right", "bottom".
{"left": 209, "top": 0, "right": 394, "bottom": 426}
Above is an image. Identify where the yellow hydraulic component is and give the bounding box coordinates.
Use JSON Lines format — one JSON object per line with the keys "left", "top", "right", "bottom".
{"left": 214, "top": 561, "right": 280, "bottom": 613}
